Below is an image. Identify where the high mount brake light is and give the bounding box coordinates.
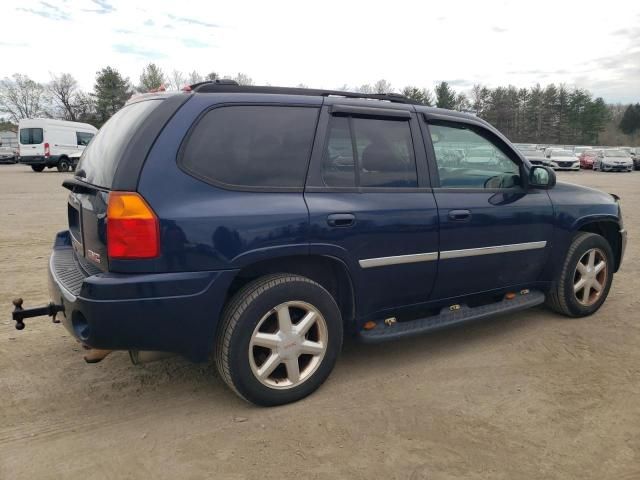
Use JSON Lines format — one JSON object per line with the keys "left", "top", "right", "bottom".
{"left": 106, "top": 192, "right": 160, "bottom": 259}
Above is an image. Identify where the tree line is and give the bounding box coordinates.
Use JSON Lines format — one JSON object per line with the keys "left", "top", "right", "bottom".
{"left": 0, "top": 65, "right": 253, "bottom": 128}
{"left": 0, "top": 67, "right": 637, "bottom": 146}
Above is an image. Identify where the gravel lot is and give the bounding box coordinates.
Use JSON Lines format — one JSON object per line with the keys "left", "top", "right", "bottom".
{"left": 1, "top": 164, "right": 638, "bottom": 479}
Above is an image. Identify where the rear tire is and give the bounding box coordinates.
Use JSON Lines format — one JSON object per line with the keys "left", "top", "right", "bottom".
{"left": 545, "top": 232, "right": 614, "bottom": 317}
{"left": 57, "top": 158, "right": 70, "bottom": 172}
{"left": 215, "top": 274, "right": 343, "bottom": 406}
{"left": 31, "top": 165, "right": 45, "bottom": 172}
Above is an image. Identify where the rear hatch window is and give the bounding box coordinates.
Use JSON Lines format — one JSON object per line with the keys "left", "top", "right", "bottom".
{"left": 77, "top": 99, "right": 162, "bottom": 188}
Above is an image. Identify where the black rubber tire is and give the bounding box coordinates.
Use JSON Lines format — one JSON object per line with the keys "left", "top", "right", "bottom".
{"left": 215, "top": 274, "right": 343, "bottom": 406}
{"left": 31, "top": 165, "right": 45, "bottom": 172}
{"left": 57, "top": 158, "right": 70, "bottom": 172}
{"left": 545, "top": 232, "right": 614, "bottom": 317}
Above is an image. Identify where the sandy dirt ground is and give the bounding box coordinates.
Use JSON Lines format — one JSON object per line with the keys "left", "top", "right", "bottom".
{"left": 1, "top": 164, "right": 639, "bottom": 479}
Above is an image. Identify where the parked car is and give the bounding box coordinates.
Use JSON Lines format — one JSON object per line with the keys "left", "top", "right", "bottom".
{"left": 573, "top": 146, "right": 592, "bottom": 158}
{"left": 546, "top": 148, "right": 580, "bottom": 170}
{"left": 579, "top": 150, "right": 598, "bottom": 169}
{"left": 11, "top": 83, "right": 626, "bottom": 406}
{"left": 593, "top": 149, "right": 634, "bottom": 172}
{"left": 17, "top": 118, "right": 97, "bottom": 172}
{"left": 0, "top": 144, "right": 16, "bottom": 164}
{"left": 519, "top": 147, "right": 551, "bottom": 167}
{"left": 630, "top": 148, "right": 640, "bottom": 170}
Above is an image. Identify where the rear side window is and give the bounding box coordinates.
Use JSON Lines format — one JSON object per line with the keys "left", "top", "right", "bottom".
{"left": 180, "top": 106, "right": 319, "bottom": 189}
{"left": 78, "top": 100, "right": 162, "bottom": 188}
{"left": 20, "top": 128, "right": 43, "bottom": 144}
{"left": 322, "top": 116, "right": 418, "bottom": 188}
{"left": 76, "top": 131, "right": 94, "bottom": 146}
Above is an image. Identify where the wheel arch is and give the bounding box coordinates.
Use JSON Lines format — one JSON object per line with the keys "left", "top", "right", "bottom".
{"left": 223, "top": 255, "right": 357, "bottom": 333}
{"left": 577, "top": 219, "right": 623, "bottom": 271}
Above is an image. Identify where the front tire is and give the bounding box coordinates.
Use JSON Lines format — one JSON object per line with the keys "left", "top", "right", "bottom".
{"left": 31, "top": 165, "right": 45, "bottom": 172}
{"left": 546, "top": 232, "right": 614, "bottom": 317}
{"left": 216, "top": 274, "right": 343, "bottom": 406}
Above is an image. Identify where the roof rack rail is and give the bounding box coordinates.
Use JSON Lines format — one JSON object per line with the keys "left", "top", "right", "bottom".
{"left": 190, "top": 83, "right": 416, "bottom": 104}
{"left": 187, "top": 79, "right": 239, "bottom": 91}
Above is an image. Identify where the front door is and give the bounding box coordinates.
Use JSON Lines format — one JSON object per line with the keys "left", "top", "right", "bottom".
{"left": 305, "top": 104, "right": 439, "bottom": 320}
{"left": 422, "top": 118, "right": 554, "bottom": 300}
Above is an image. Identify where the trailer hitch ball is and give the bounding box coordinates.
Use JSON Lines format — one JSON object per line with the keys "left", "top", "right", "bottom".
{"left": 12, "top": 299, "right": 25, "bottom": 330}
{"left": 11, "top": 297, "right": 64, "bottom": 330}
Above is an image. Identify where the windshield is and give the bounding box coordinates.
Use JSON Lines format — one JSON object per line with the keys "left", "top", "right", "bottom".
{"left": 520, "top": 149, "right": 538, "bottom": 156}
{"left": 551, "top": 150, "right": 573, "bottom": 157}
{"left": 77, "top": 99, "right": 162, "bottom": 188}
{"left": 604, "top": 150, "right": 626, "bottom": 157}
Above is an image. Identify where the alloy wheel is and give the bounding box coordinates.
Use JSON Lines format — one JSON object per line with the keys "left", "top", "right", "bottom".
{"left": 573, "top": 248, "right": 608, "bottom": 306}
{"left": 249, "top": 301, "right": 328, "bottom": 389}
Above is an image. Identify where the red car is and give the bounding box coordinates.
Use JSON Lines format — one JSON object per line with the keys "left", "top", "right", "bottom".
{"left": 579, "top": 150, "right": 597, "bottom": 169}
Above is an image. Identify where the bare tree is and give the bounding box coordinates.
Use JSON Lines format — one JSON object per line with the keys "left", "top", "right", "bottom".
{"left": 356, "top": 84, "right": 374, "bottom": 94}
{"left": 188, "top": 70, "right": 203, "bottom": 84}
{"left": 373, "top": 79, "right": 393, "bottom": 94}
{"left": 167, "top": 70, "right": 186, "bottom": 90}
{"left": 48, "top": 73, "right": 81, "bottom": 120}
{"left": 233, "top": 72, "right": 253, "bottom": 85}
{"left": 0, "top": 74, "right": 49, "bottom": 122}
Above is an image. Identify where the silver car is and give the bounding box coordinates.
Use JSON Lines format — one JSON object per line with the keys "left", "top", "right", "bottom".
{"left": 593, "top": 149, "right": 633, "bottom": 172}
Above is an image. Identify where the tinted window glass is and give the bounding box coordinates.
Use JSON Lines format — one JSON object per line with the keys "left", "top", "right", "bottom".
{"left": 78, "top": 100, "right": 162, "bottom": 188}
{"left": 321, "top": 116, "right": 418, "bottom": 188}
{"left": 181, "top": 106, "right": 318, "bottom": 189}
{"left": 322, "top": 116, "right": 355, "bottom": 187}
{"left": 354, "top": 118, "right": 417, "bottom": 188}
{"left": 76, "top": 131, "right": 94, "bottom": 146}
{"left": 430, "top": 123, "right": 520, "bottom": 189}
{"left": 19, "top": 128, "right": 43, "bottom": 145}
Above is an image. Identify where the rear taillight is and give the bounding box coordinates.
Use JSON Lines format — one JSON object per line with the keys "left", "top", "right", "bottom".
{"left": 106, "top": 192, "right": 160, "bottom": 259}
{"left": 44, "top": 143, "right": 50, "bottom": 157}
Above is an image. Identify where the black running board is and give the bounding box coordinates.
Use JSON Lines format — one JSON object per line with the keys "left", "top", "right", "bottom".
{"left": 358, "top": 290, "right": 545, "bottom": 343}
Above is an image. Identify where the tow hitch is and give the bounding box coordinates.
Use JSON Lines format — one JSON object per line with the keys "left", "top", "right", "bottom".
{"left": 11, "top": 298, "right": 64, "bottom": 330}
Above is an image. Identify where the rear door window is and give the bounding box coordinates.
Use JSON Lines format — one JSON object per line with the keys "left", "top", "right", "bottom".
{"left": 19, "top": 128, "right": 43, "bottom": 144}
{"left": 321, "top": 115, "right": 418, "bottom": 188}
{"left": 180, "top": 106, "right": 319, "bottom": 189}
{"left": 78, "top": 99, "right": 162, "bottom": 188}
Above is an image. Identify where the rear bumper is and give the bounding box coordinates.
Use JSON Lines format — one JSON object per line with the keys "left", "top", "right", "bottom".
{"left": 48, "top": 231, "right": 237, "bottom": 362}
{"left": 19, "top": 155, "right": 61, "bottom": 165}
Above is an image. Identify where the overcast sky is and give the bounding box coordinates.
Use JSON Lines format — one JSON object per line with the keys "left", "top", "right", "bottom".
{"left": 2, "top": 0, "right": 639, "bottom": 103}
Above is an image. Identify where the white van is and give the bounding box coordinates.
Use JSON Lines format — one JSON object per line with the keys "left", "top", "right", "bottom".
{"left": 18, "top": 118, "right": 97, "bottom": 172}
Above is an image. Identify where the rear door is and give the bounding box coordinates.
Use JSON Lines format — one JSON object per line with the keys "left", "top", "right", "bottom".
{"left": 420, "top": 116, "right": 554, "bottom": 300}
{"left": 19, "top": 126, "right": 44, "bottom": 156}
{"left": 305, "top": 102, "right": 439, "bottom": 320}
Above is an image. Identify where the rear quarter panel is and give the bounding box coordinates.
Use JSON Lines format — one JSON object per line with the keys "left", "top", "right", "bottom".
{"left": 130, "top": 93, "right": 322, "bottom": 274}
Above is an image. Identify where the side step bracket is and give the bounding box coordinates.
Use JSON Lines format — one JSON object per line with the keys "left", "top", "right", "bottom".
{"left": 358, "top": 290, "right": 545, "bottom": 343}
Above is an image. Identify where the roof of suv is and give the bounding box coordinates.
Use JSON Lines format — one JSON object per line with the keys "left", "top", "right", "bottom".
{"left": 127, "top": 81, "right": 483, "bottom": 124}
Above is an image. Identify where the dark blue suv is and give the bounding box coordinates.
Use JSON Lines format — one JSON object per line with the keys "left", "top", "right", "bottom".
{"left": 14, "top": 82, "right": 626, "bottom": 405}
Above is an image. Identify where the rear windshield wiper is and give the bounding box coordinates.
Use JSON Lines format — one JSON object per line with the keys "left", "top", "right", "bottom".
{"left": 62, "top": 177, "right": 100, "bottom": 193}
